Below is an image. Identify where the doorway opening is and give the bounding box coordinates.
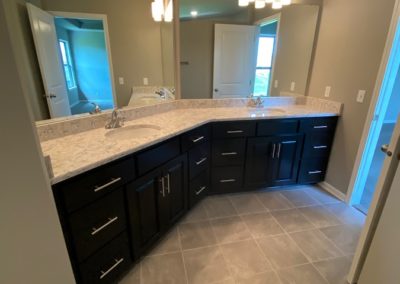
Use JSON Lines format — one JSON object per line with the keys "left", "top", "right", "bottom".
{"left": 54, "top": 17, "right": 115, "bottom": 115}
{"left": 348, "top": 32, "right": 400, "bottom": 214}
{"left": 254, "top": 19, "right": 279, "bottom": 97}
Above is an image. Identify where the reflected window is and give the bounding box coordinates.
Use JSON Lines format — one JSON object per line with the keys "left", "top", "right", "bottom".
{"left": 59, "top": 40, "right": 76, "bottom": 89}
{"left": 253, "top": 36, "right": 275, "bottom": 96}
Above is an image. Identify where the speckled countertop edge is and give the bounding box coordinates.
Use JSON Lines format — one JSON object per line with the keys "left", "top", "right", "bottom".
{"left": 41, "top": 104, "right": 340, "bottom": 185}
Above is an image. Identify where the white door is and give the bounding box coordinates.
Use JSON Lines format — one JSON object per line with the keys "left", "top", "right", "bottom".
{"left": 27, "top": 3, "right": 71, "bottom": 118}
{"left": 358, "top": 151, "right": 400, "bottom": 284}
{"left": 213, "top": 24, "right": 258, "bottom": 98}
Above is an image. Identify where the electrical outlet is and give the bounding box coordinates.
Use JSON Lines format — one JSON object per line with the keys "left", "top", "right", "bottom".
{"left": 143, "top": 78, "right": 149, "bottom": 85}
{"left": 274, "top": 80, "right": 278, "bottom": 88}
{"left": 118, "top": 77, "right": 124, "bottom": 85}
{"left": 324, "top": 86, "right": 331, "bottom": 98}
{"left": 290, "top": 82, "right": 296, "bottom": 91}
{"left": 357, "top": 90, "right": 366, "bottom": 103}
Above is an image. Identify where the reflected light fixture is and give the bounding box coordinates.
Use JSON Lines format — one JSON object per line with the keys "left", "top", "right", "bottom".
{"left": 151, "top": 0, "right": 173, "bottom": 22}
{"left": 190, "top": 10, "right": 198, "bottom": 17}
{"left": 238, "top": 0, "right": 291, "bottom": 9}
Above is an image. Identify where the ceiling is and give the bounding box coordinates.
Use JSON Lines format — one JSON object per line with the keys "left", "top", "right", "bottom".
{"left": 180, "top": 0, "right": 246, "bottom": 19}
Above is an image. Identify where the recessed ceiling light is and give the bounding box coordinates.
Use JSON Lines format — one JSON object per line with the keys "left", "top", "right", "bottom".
{"left": 190, "top": 10, "right": 198, "bottom": 17}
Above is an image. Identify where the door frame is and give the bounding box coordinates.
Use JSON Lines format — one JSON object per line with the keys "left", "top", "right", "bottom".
{"left": 346, "top": 0, "right": 400, "bottom": 282}
{"left": 254, "top": 14, "right": 281, "bottom": 97}
{"left": 50, "top": 11, "right": 118, "bottom": 107}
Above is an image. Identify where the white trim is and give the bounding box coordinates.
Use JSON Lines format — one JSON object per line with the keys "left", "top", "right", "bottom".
{"left": 318, "top": 181, "right": 346, "bottom": 201}
{"left": 50, "top": 11, "right": 118, "bottom": 108}
{"left": 254, "top": 14, "right": 281, "bottom": 97}
{"left": 346, "top": 0, "right": 400, "bottom": 282}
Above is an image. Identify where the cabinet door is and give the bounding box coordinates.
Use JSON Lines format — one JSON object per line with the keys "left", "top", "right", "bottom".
{"left": 244, "top": 137, "right": 275, "bottom": 188}
{"left": 161, "top": 155, "right": 188, "bottom": 227}
{"left": 126, "top": 169, "right": 162, "bottom": 257}
{"left": 271, "top": 135, "right": 303, "bottom": 186}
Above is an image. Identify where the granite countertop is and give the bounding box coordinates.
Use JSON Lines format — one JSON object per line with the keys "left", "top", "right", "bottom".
{"left": 41, "top": 105, "right": 340, "bottom": 185}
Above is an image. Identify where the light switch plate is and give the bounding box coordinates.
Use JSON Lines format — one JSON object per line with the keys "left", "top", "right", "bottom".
{"left": 290, "top": 82, "right": 296, "bottom": 91}
{"left": 274, "top": 80, "right": 278, "bottom": 88}
{"left": 118, "top": 77, "right": 124, "bottom": 85}
{"left": 324, "top": 86, "right": 331, "bottom": 98}
{"left": 357, "top": 90, "right": 366, "bottom": 103}
{"left": 143, "top": 78, "right": 149, "bottom": 85}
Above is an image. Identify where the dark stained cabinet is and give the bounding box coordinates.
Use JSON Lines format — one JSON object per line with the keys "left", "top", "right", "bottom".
{"left": 127, "top": 154, "right": 187, "bottom": 257}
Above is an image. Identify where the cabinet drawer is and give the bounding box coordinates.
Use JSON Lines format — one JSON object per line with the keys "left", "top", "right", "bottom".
{"left": 181, "top": 125, "right": 210, "bottom": 152}
{"left": 69, "top": 190, "right": 126, "bottom": 262}
{"left": 303, "top": 133, "right": 333, "bottom": 158}
{"left": 58, "top": 158, "right": 135, "bottom": 213}
{"left": 212, "top": 121, "right": 256, "bottom": 138}
{"left": 137, "top": 138, "right": 180, "bottom": 176}
{"left": 212, "top": 138, "right": 246, "bottom": 166}
{"left": 299, "top": 117, "right": 338, "bottom": 134}
{"left": 211, "top": 166, "right": 243, "bottom": 193}
{"left": 298, "top": 158, "right": 328, "bottom": 184}
{"left": 189, "top": 170, "right": 210, "bottom": 208}
{"left": 79, "top": 232, "right": 131, "bottom": 284}
{"left": 188, "top": 142, "right": 210, "bottom": 179}
{"left": 257, "top": 119, "right": 299, "bottom": 136}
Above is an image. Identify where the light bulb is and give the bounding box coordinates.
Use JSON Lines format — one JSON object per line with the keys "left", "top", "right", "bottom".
{"left": 282, "top": 0, "right": 291, "bottom": 5}
{"left": 255, "top": 0, "right": 266, "bottom": 9}
{"left": 190, "top": 10, "right": 198, "bottom": 17}
{"left": 265, "top": 0, "right": 273, "bottom": 3}
{"left": 164, "top": 0, "right": 173, "bottom": 22}
{"left": 272, "top": 0, "right": 282, "bottom": 9}
{"left": 239, "top": 0, "right": 249, "bottom": 6}
{"left": 151, "top": 0, "right": 163, "bottom": 22}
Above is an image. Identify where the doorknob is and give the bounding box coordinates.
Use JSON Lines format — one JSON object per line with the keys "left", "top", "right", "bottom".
{"left": 214, "top": 89, "right": 219, "bottom": 92}
{"left": 381, "top": 144, "right": 393, "bottom": 157}
{"left": 43, "top": 93, "right": 56, "bottom": 99}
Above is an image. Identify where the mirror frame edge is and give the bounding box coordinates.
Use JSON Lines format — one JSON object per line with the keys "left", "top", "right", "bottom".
{"left": 173, "top": 0, "right": 181, "bottom": 99}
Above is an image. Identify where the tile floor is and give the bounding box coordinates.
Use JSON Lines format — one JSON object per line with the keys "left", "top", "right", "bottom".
{"left": 119, "top": 185, "right": 366, "bottom": 284}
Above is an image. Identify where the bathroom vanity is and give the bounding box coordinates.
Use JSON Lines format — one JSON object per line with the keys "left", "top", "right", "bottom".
{"left": 46, "top": 101, "right": 339, "bottom": 283}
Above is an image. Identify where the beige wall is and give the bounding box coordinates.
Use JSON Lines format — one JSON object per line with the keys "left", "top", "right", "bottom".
{"left": 4, "top": 0, "right": 175, "bottom": 119}
{"left": 0, "top": 0, "right": 75, "bottom": 282}
{"left": 268, "top": 5, "right": 319, "bottom": 96}
{"left": 180, "top": 12, "right": 252, "bottom": 99}
{"left": 307, "top": 0, "right": 396, "bottom": 194}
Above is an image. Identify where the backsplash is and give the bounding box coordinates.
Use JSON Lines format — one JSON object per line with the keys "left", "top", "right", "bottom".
{"left": 36, "top": 96, "right": 342, "bottom": 142}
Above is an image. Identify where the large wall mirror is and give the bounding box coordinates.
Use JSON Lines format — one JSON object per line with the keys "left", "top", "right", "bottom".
{"left": 179, "top": 0, "right": 321, "bottom": 99}
{"left": 4, "top": 0, "right": 177, "bottom": 122}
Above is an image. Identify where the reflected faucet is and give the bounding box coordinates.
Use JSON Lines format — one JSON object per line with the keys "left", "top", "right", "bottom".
{"left": 90, "top": 102, "right": 102, "bottom": 114}
{"left": 248, "top": 94, "right": 264, "bottom": 108}
{"left": 105, "top": 108, "right": 125, "bottom": 129}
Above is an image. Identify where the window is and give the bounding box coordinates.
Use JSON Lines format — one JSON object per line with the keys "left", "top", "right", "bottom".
{"left": 59, "top": 40, "right": 76, "bottom": 89}
{"left": 253, "top": 36, "right": 275, "bottom": 96}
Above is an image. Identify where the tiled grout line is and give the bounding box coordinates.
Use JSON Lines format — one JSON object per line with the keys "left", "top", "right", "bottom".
{"left": 176, "top": 226, "right": 190, "bottom": 284}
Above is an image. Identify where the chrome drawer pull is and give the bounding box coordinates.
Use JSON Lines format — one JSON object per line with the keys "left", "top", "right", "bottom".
{"left": 195, "top": 186, "right": 206, "bottom": 196}
{"left": 94, "top": 177, "right": 122, "bottom": 193}
{"left": 277, "top": 143, "right": 282, "bottom": 159}
{"left": 192, "top": 136, "right": 205, "bottom": 143}
{"left": 220, "top": 179, "right": 236, "bottom": 183}
{"left": 99, "top": 258, "right": 124, "bottom": 280}
{"left": 313, "top": 125, "right": 328, "bottom": 129}
{"left": 308, "top": 170, "right": 322, "bottom": 175}
{"left": 272, "top": 143, "right": 276, "bottom": 158}
{"left": 196, "top": 157, "right": 207, "bottom": 165}
{"left": 91, "top": 216, "right": 119, "bottom": 236}
{"left": 221, "top": 152, "right": 238, "bottom": 156}
{"left": 282, "top": 141, "right": 297, "bottom": 144}
{"left": 166, "top": 174, "right": 171, "bottom": 194}
{"left": 313, "top": 145, "right": 328, "bottom": 149}
{"left": 227, "top": 130, "right": 243, "bottom": 134}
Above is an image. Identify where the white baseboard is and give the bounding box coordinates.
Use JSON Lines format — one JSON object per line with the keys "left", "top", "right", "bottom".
{"left": 318, "top": 181, "right": 346, "bottom": 202}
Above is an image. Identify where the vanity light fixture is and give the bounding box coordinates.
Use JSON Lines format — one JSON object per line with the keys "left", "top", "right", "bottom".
{"left": 238, "top": 0, "right": 290, "bottom": 9}
{"left": 151, "top": 0, "right": 173, "bottom": 22}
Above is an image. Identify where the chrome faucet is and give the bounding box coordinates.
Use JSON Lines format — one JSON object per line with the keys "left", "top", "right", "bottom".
{"left": 248, "top": 94, "right": 264, "bottom": 108}
{"left": 105, "top": 108, "right": 125, "bottom": 129}
{"left": 89, "top": 103, "right": 102, "bottom": 114}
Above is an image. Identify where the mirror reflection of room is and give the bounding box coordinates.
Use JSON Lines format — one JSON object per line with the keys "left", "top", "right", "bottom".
{"left": 180, "top": 0, "right": 319, "bottom": 99}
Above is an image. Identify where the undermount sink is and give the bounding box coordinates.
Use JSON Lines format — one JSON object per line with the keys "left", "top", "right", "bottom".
{"left": 105, "top": 124, "right": 161, "bottom": 140}
{"left": 249, "top": 107, "right": 287, "bottom": 114}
